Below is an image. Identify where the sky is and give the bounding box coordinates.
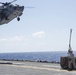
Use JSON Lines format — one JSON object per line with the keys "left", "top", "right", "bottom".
{"left": 0, "top": 0, "right": 76, "bottom": 53}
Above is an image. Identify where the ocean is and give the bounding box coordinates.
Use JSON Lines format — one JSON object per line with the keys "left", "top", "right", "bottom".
{"left": 0, "top": 51, "right": 76, "bottom": 62}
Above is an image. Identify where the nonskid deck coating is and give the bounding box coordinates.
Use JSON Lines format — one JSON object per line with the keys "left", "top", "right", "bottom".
{"left": 0, "top": 60, "right": 76, "bottom": 75}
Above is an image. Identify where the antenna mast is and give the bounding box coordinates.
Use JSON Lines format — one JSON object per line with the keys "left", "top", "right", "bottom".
{"left": 68, "top": 29, "right": 74, "bottom": 57}
{"left": 69, "top": 29, "right": 72, "bottom": 50}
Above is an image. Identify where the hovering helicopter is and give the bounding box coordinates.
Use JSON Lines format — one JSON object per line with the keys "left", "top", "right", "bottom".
{"left": 0, "top": 0, "right": 24, "bottom": 25}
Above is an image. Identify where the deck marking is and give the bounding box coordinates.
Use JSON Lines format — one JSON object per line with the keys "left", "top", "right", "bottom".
{"left": 42, "top": 65, "right": 60, "bottom": 68}
{"left": 0, "top": 64, "right": 69, "bottom": 72}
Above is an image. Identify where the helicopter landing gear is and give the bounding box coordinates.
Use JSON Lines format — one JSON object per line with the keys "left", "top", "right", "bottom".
{"left": 17, "top": 17, "right": 20, "bottom": 21}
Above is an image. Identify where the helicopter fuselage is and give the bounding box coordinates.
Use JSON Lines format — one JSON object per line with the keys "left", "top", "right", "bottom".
{"left": 0, "top": 4, "right": 24, "bottom": 25}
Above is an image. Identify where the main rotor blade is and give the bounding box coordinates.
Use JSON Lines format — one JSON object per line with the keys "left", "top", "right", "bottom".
{"left": 10, "top": 0, "right": 17, "bottom": 4}
{"left": 0, "top": 2, "right": 4, "bottom": 4}
{"left": 25, "top": 7, "right": 35, "bottom": 8}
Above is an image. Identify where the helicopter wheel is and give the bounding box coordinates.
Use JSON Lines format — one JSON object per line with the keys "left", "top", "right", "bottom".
{"left": 17, "top": 17, "right": 20, "bottom": 21}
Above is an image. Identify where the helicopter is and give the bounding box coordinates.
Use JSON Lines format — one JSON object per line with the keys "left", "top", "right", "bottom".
{"left": 0, "top": 0, "right": 24, "bottom": 25}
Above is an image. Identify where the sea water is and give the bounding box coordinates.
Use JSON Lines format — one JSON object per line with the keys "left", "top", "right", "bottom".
{"left": 0, "top": 51, "right": 75, "bottom": 62}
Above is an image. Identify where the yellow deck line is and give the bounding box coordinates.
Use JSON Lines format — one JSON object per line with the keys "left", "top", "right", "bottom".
{"left": 0, "top": 64, "right": 69, "bottom": 72}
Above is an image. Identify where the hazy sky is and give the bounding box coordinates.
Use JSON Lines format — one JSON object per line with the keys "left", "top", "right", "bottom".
{"left": 0, "top": 0, "right": 76, "bottom": 53}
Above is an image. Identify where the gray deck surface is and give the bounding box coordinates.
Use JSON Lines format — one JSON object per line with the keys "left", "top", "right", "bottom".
{"left": 0, "top": 60, "right": 76, "bottom": 75}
